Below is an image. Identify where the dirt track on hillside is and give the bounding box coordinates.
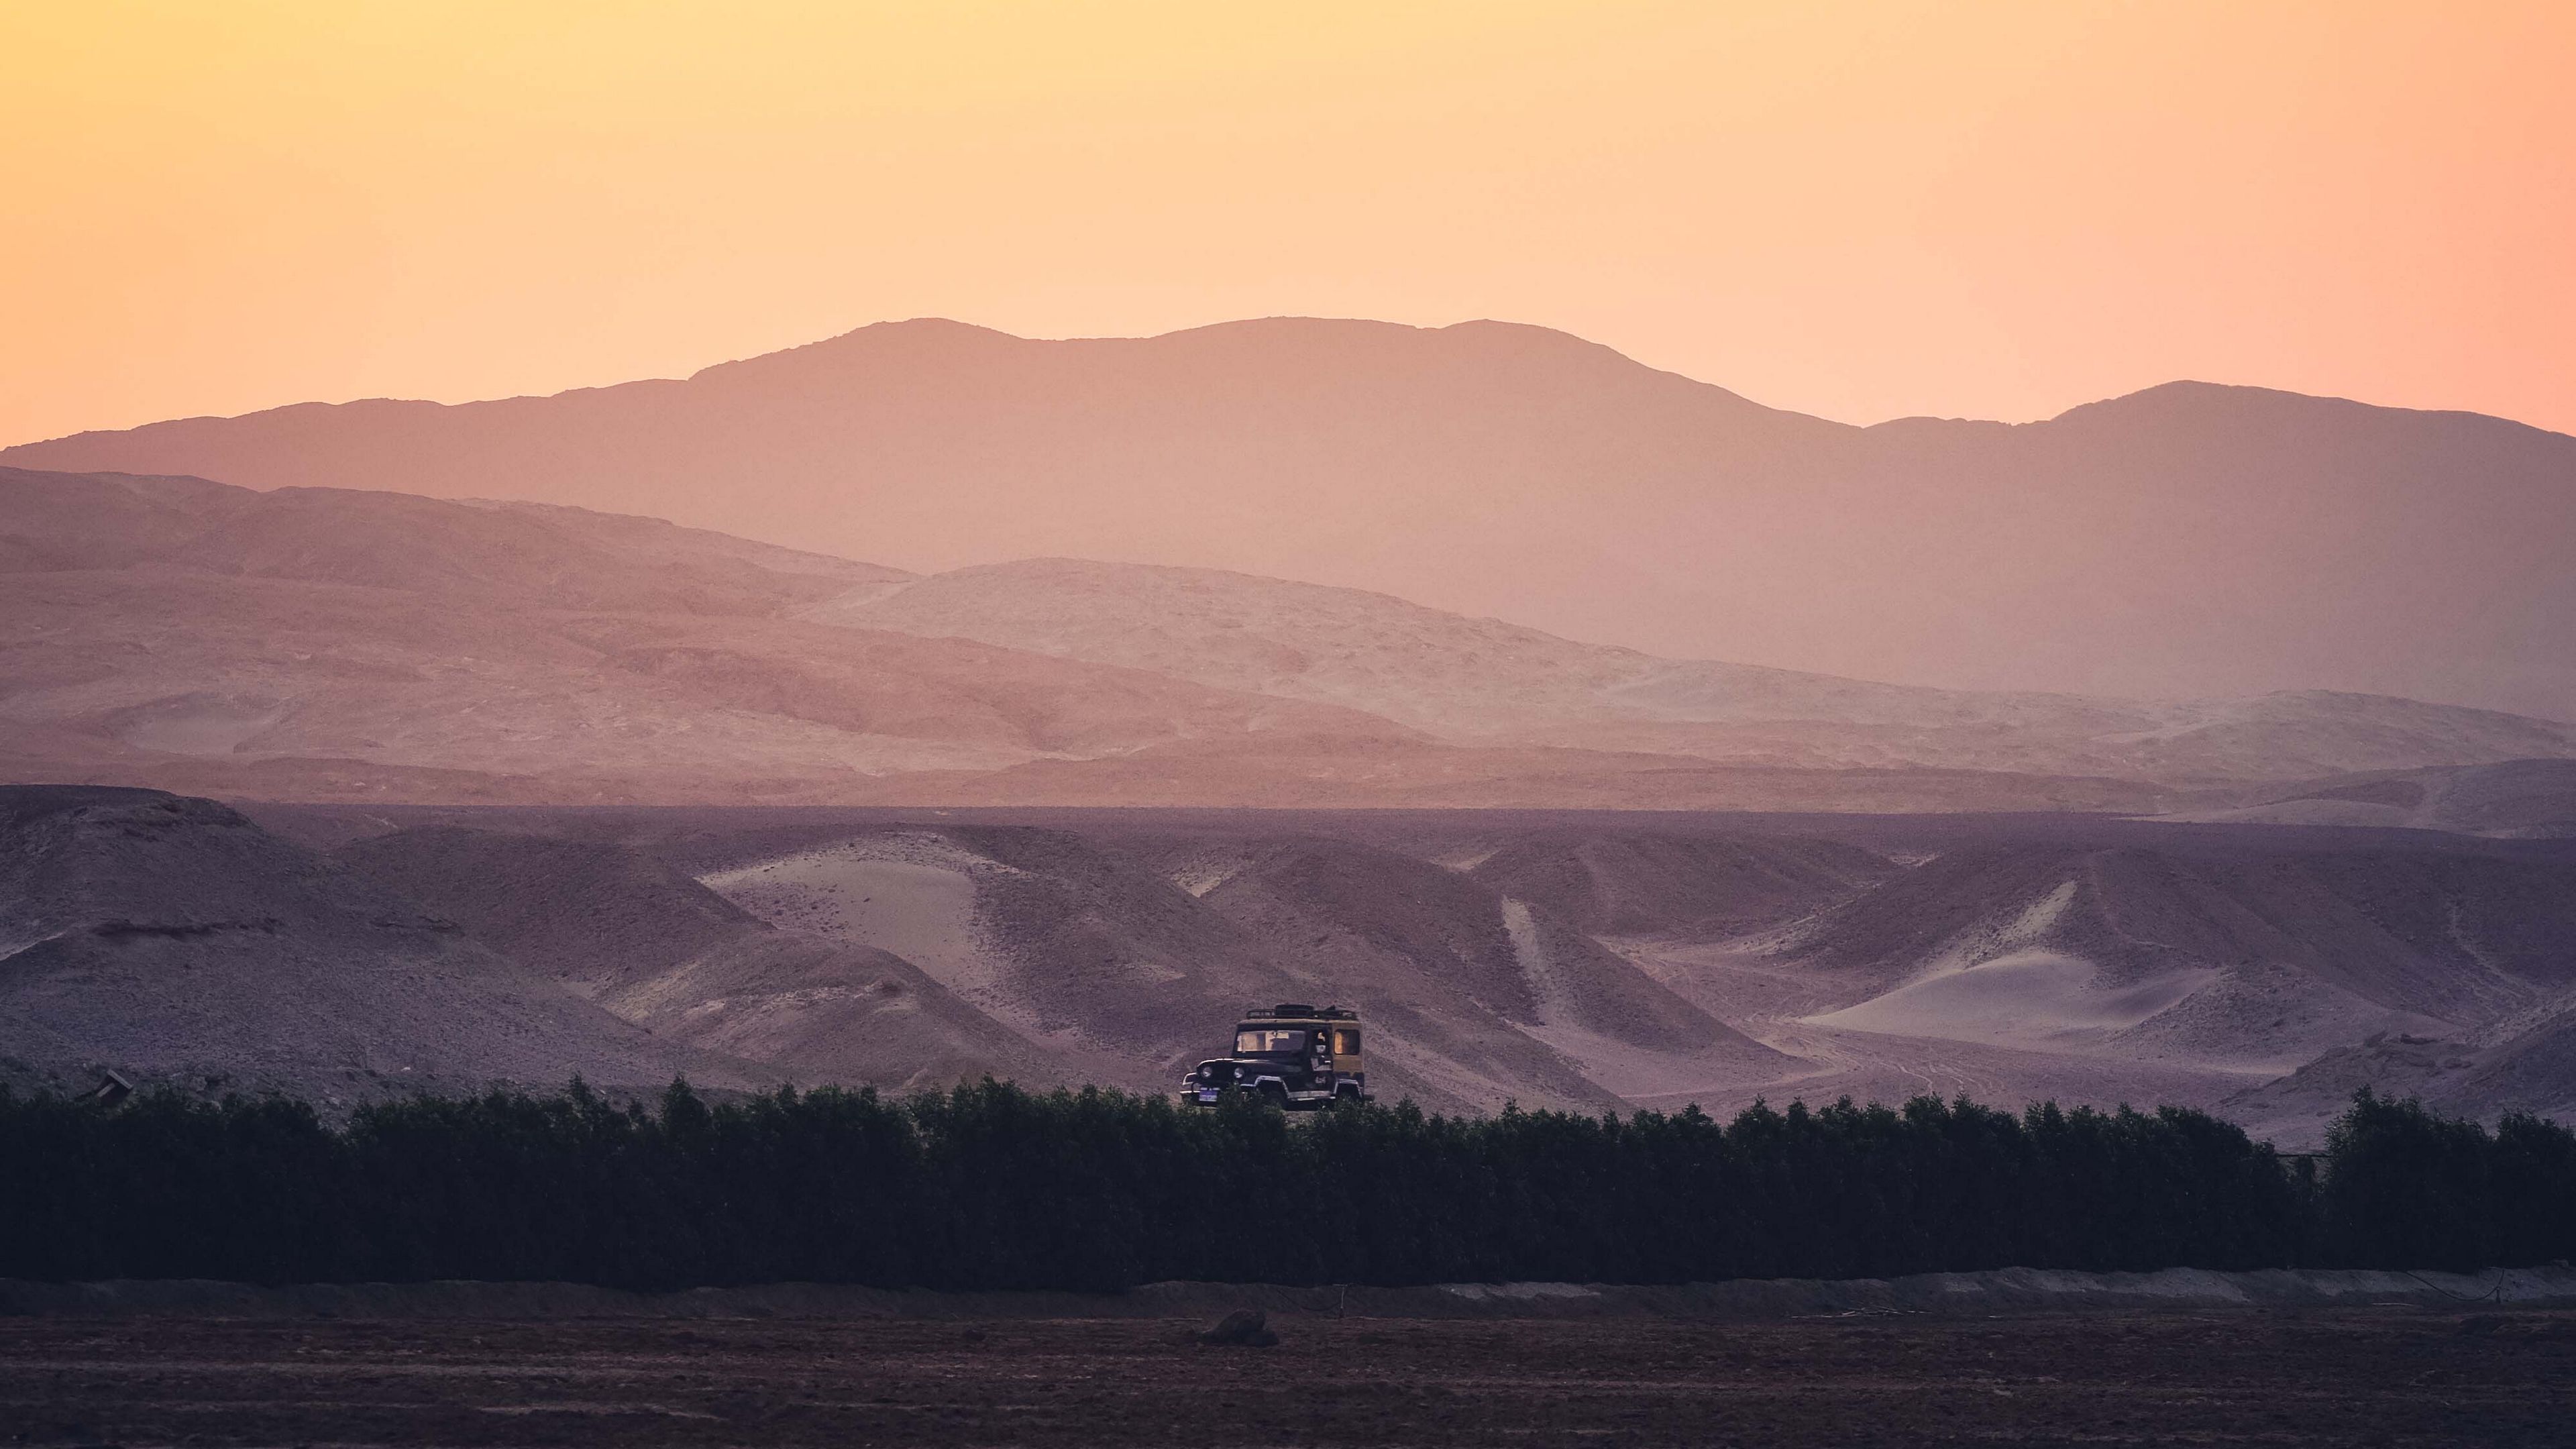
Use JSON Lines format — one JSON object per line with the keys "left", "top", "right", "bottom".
{"left": 7, "top": 1309, "right": 2571, "bottom": 1447}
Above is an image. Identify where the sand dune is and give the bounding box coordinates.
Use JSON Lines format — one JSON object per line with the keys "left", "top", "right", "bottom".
{"left": 701, "top": 838, "right": 1045, "bottom": 1040}
{"left": 333, "top": 825, "right": 1059, "bottom": 1092}
{"left": 1746, "top": 841, "right": 2576, "bottom": 1084}
{"left": 1809, "top": 951, "right": 2221, "bottom": 1049}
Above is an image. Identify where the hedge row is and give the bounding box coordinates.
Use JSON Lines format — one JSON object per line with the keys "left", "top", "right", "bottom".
{"left": 3, "top": 1082, "right": 2568, "bottom": 1289}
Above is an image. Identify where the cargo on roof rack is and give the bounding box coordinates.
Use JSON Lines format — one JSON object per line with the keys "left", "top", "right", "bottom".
{"left": 1244, "top": 1003, "right": 1354, "bottom": 1020}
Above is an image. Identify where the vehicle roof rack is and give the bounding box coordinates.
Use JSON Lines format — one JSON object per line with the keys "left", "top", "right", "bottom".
{"left": 1243, "top": 1003, "right": 1355, "bottom": 1020}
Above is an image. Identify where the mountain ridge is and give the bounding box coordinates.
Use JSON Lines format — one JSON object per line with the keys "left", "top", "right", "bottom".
{"left": 13, "top": 317, "right": 2571, "bottom": 716}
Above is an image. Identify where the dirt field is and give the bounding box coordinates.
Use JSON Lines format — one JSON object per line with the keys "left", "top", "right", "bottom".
{"left": 6, "top": 1309, "right": 2572, "bottom": 1448}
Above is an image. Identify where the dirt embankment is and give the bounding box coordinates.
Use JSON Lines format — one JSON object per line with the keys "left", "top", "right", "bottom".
{"left": 5, "top": 1296, "right": 2572, "bottom": 1449}
{"left": 8, "top": 1266, "right": 2574, "bottom": 1322}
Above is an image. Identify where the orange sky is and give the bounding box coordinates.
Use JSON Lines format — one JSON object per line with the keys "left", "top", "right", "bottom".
{"left": 4, "top": 1, "right": 2571, "bottom": 444}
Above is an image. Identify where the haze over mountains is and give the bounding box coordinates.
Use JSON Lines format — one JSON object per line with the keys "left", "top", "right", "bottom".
{"left": 8, "top": 466, "right": 2575, "bottom": 812}
{"left": 9, "top": 318, "right": 2574, "bottom": 720}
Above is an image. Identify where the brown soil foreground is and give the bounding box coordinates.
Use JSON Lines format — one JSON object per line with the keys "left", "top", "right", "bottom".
{"left": 11, "top": 1267, "right": 2576, "bottom": 1320}
{"left": 5, "top": 1307, "right": 2574, "bottom": 1448}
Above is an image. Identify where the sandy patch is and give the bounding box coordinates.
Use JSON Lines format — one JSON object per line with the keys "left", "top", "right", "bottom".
{"left": 110, "top": 693, "right": 289, "bottom": 757}
{"left": 700, "top": 839, "right": 1014, "bottom": 1015}
{"left": 1517, "top": 1018, "right": 1796, "bottom": 1100}
{"left": 1805, "top": 951, "right": 2218, "bottom": 1051}
{"left": 1501, "top": 898, "right": 1574, "bottom": 1025}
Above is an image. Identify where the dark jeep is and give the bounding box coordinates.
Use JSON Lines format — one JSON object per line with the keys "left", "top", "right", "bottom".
{"left": 1182, "top": 1004, "right": 1368, "bottom": 1110}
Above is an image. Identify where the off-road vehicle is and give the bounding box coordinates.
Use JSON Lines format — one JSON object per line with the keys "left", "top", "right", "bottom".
{"left": 1181, "top": 1004, "right": 1368, "bottom": 1110}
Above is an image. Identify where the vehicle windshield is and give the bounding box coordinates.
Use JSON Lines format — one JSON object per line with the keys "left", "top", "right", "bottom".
{"left": 1234, "top": 1028, "right": 1311, "bottom": 1057}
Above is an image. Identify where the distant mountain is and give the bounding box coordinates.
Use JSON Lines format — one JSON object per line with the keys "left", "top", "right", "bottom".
{"left": 0, "top": 468, "right": 1413, "bottom": 805}
{"left": 821, "top": 557, "right": 2576, "bottom": 784}
{"left": 5, "top": 467, "right": 2572, "bottom": 809}
{"left": 0, "top": 464, "right": 904, "bottom": 613}
{"left": 12, "top": 318, "right": 2573, "bottom": 718}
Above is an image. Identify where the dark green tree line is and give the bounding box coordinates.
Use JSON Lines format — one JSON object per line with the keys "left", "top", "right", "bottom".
{"left": 1, "top": 1081, "right": 2564, "bottom": 1289}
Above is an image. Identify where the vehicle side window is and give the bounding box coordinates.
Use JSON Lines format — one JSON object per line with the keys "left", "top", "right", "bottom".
{"left": 1336, "top": 1028, "right": 1360, "bottom": 1055}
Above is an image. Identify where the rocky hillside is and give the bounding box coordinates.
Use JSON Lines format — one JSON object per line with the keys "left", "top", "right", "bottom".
{"left": 0, "top": 786, "right": 735, "bottom": 1103}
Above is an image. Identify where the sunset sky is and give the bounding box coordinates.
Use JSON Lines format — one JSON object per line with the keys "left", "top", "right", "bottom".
{"left": 5, "top": 1, "right": 2571, "bottom": 444}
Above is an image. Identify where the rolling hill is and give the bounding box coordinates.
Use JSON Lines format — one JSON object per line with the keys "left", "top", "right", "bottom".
{"left": 330, "top": 826, "right": 1059, "bottom": 1094}
{"left": 0, "top": 786, "right": 734, "bottom": 1102}
{"left": 5, "top": 467, "right": 2570, "bottom": 810}
{"left": 321, "top": 812, "right": 1811, "bottom": 1114}
{"left": 2179, "top": 759, "right": 2576, "bottom": 837}
{"left": 1752, "top": 841, "right": 2576, "bottom": 1075}
{"left": 817, "top": 557, "right": 2576, "bottom": 784}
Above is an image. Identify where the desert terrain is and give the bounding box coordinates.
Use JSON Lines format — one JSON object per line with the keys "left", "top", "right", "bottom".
{"left": 15, "top": 9, "right": 2576, "bottom": 1446}
{"left": 6, "top": 1304, "right": 2571, "bottom": 1448}
{"left": 5, "top": 422, "right": 2576, "bottom": 1146}
{"left": 11, "top": 782, "right": 2575, "bottom": 1148}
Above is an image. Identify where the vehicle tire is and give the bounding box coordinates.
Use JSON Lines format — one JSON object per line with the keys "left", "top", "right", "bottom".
{"left": 1258, "top": 1082, "right": 1289, "bottom": 1110}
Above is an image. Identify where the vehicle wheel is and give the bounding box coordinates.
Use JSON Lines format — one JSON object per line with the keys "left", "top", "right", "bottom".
{"left": 1258, "top": 1083, "right": 1289, "bottom": 1110}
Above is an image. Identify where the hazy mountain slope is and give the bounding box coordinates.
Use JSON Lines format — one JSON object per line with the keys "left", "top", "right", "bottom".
{"left": 0, "top": 466, "right": 901, "bottom": 615}
{"left": 9, "top": 466, "right": 2567, "bottom": 808}
{"left": 14, "top": 319, "right": 2573, "bottom": 717}
{"left": 0, "top": 786, "right": 731, "bottom": 1101}
{"left": 828, "top": 558, "right": 2576, "bottom": 782}
{"left": 2182, "top": 759, "right": 2576, "bottom": 836}
{"left": 0, "top": 471, "right": 1420, "bottom": 803}
{"left": 0, "top": 570, "right": 1389, "bottom": 794}
{"left": 867, "top": 735, "right": 2186, "bottom": 813}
